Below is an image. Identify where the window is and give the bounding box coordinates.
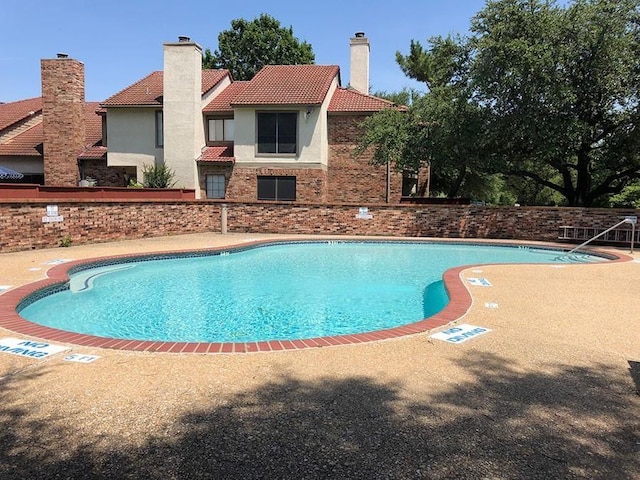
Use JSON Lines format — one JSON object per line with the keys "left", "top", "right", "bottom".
{"left": 257, "top": 176, "right": 296, "bottom": 201}
{"left": 208, "top": 118, "right": 234, "bottom": 142}
{"left": 155, "top": 111, "right": 163, "bottom": 147}
{"left": 257, "top": 112, "right": 297, "bottom": 154}
{"left": 101, "top": 115, "right": 107, "bottom": 147}
{"left": 206, "top": 174, "right": 226, "bottom": 199}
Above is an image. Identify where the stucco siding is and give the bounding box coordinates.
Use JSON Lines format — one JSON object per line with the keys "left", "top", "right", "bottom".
{"left": 106, "top": 108, "right": 162, "bottom": 180}
{"left": 0, "top": 157, "right": 43, "bottom": 174}
{"left": 233, "top": 100, "right": 332, "bottom": 167}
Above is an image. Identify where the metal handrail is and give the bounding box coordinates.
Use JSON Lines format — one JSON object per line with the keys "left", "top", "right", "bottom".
{"left": 566, "top": 218, "right": 635, "bottom": 255}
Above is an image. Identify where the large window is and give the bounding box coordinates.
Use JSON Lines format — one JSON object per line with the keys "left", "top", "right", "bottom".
{"left": 257, "top": 112, "right": 297, "bottom": 154}
{"left": 206, "top": 174, "right": 226, "bottom": 199}
{"left": 257, "top": 176, "right": 296, "bottom": 201}
{"left": 208, "top": 118, "right": 234, "bottom": 142}
{"left": 155, "top": 111, "right": 163, "bottom": 147}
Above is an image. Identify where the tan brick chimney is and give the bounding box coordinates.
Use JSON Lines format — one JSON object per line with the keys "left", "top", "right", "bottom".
{"left": 41, "top": 53, "right": 85, "bottom": 186}
{"left": 350, "top": 32, "right": 370, "bottom": 94}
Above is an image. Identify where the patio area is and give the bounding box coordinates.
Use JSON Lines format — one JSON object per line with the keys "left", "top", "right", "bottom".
{"left": 0, "top": 233, "right": 638, "bottom": 478}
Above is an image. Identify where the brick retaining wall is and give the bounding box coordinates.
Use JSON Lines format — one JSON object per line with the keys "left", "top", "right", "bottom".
{"left": 0, "top": 200, "right": 637, "bottom": 252}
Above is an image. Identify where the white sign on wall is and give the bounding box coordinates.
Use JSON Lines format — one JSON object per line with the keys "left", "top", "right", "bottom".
{"left": 355, "top": 207, "right": 373, "bottom": 219}
{"left": 42, "top": 204, "right": 64, "bottom": 223}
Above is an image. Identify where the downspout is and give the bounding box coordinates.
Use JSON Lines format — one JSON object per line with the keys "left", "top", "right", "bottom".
{"left": 386, "top": 160, "right": 391, "bottom": 203}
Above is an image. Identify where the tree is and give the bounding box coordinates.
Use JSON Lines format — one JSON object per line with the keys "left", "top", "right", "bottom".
{"left": 372, "top": 0, "right": 640, "bottom": 206}
{"left": 357, "top": 36, "right": 496, "bottom": 199}
{"left": 471, "top": 0, "right": 640, "bottom": 206}
{"left": 202, "top": 14, "right": 315, "bottom": 80}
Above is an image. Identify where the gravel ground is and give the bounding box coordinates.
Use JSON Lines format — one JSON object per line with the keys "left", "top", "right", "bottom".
{"left": 0, "top": 233, "right": 639, "bottom": 479}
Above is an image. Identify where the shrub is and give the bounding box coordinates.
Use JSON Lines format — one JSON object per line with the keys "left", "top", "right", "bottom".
{"left": 142, "top": 163, "right": 176, "bottom": 188}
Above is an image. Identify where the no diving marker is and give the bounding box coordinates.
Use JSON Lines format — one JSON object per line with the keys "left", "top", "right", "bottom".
{"left": 431, "top": 324, "right": 491, "bottom": 344}
{"left": 0, "top": 338, "right": 68, "bottom": 359}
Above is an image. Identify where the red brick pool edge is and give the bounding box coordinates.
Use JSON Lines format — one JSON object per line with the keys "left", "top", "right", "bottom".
{"left": 0, "top": 241, "right": 631, "bottom": 353}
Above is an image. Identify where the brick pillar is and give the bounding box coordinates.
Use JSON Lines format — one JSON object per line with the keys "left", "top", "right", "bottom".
{"left": 41, "top": 55, "right": 85, "bottom": 186}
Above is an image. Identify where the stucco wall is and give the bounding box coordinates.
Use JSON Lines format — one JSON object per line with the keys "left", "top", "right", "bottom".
{"left": 0, "top": 157, "right": 43, "bottom": 174}
{"left": 163, "top": 40, "right": 203, "bottom": 194}
{"left": 0, "top": 199, "right": 637, "bottom": 253}
{"left": 233, "top": 75, "right": 336, "bottom": 168}
{"left": 106, "top": 108, "right": 162, "bottom": 180}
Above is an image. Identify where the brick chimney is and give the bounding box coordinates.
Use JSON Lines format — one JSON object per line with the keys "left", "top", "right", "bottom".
{"left": 41, "top": 53, "right": 86, "bottom": 186}
{"left": 349, "top": 32, "right": 370, "bottom": 94}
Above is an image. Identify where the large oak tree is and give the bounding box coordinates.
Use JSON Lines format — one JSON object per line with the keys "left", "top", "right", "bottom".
{"left": 367, "top": 0, "right": 640, "bottom": 206}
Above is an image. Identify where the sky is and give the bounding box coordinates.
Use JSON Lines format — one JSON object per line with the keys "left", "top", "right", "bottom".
{"left": 1, "top": 0, "right": 489, "bottom": 103}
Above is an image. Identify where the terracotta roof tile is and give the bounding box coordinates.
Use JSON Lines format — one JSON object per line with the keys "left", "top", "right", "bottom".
{"left": 0, "top": 122, "right": 42, "bottom": 156}
{"left": 231, "top": 65, "right": 339, "bottom": 106}
{"left": 328, "top": 87, "right": 404, "bottom": 113}
{"left": 101, "top": 70, "right": 230, "bottom": 107}
{"left": 0, "top": 97, "right": 43, "bottom": 132}
{"left": 78, "top": 145, "right": 107, "bottom": 159}
{"left": 101, "top": 71, "right": 164, "bottom": 107}
{"left": 0, "top": 101, "right": 103, "bottom": 158}
{"left": 202, "top": 70, "right": 232, "bottom": 95}
{"left": 84, "top": 102, "right": 103, "bottom": 145}
{"left": 203, "top": 81, "right": 249, "bottom": 113}
{"left": 198, "top": 146, "right": 235, "bottom": 162}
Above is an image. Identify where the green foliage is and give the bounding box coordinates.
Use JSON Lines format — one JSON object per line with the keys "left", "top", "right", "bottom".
{"left": 371, "top": 88, "right": 422, "bottom": 107}
{"left": 378, "top": 0, "right": 640, "bottom": 206}
{"left": 471, "top": 0, "right": 640, "bottom": 206}
{"left": 60, "top": 235, "right": 72, "bottom": 248}
{"left": 353, "top": 108, "right": 420, "bottom": 172}
{"left": 357, "top": 34, "right": 494, "bottom": 199}
{"left": 609, "top": 182, "right": 640, "bottom": 208}
{"left": 142, "top": 163, "right": 176, "bottom": 188}
{"left": 202, "top": 14, "right": 315, "bottom": 80}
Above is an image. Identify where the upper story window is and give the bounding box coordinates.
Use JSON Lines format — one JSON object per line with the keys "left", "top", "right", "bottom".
{"left": 208, "top": 118, "right": 234, "bottom": 142}
{"left": 101, "top": 115, "right": 107, "bottom": 147}
{"left": 155, "top": 110, "right": 163, "bottom": 147}
{"left": 257, "top": 112, "right": 297, "bottom": 155}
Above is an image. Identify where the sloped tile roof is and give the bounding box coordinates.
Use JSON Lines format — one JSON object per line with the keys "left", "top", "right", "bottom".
{"left": 0, "top": 97, "right": 43, "bottom": 132}
{"left": 231, "top": 65, "right": 340, "bottom": 106}
{"left": 79, "top": 102, "right": 105, "bottom": 158}
{"left": 203, "top": 81, "right": 249, "bottom": 113}
{"left": 0, "top": 122, "right": 42, "bottom": 156}
{"left": 197, "top": 146, "right": 235, "bottom": 162}
{"left": 101, "top": 70, "right": 230, "bottom": 107}
{"left": 78, "top": 145, "right": 107, "bottom": 159}
{"left": 102, "top": 71, "right": 164, "bottom": 106}
{"left": 202, "top": 70, "right": 231, "bottom": 94}
{"left": 83, "top": 102, "right": 103, "bottom": 146}
{"left": 328, "top": 87, "right": 404, "bottom": 113}
{"left": 0, "top": 101, "right": 104, "bottom": 158}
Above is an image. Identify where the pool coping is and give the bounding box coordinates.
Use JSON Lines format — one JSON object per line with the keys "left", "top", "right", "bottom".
{"left": 0, "top": 239, "right": 632, "bottom": 353}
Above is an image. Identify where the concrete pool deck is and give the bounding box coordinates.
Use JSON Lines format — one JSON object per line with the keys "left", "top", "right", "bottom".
{"left": 0, "top": 233, "right": 639, "bottom": 478}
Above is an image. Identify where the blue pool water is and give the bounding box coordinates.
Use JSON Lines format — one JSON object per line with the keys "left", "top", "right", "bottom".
{"left": 19, "top": 241, "right": 603, "bottom": 343}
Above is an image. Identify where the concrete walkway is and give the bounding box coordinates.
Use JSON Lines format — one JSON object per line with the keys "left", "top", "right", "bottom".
{"left": 0, "top": 233, "right": 638, "bottom": 479}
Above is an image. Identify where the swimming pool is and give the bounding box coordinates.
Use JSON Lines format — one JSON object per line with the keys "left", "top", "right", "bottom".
{"left": 17, "top": 241, "right": 604, "bottom": 344}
